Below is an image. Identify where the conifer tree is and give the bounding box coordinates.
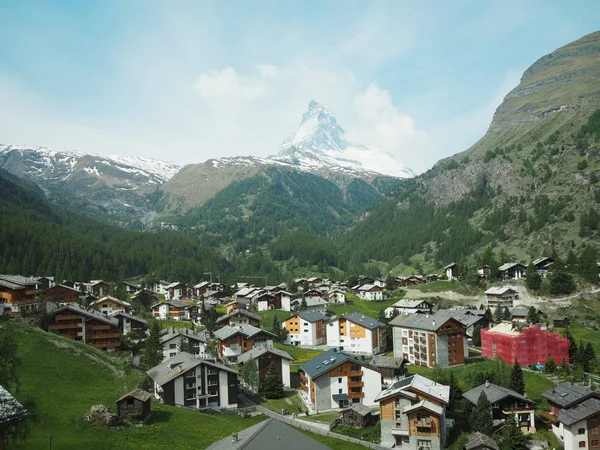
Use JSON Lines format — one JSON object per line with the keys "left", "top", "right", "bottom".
{"left": 262, "top": 362, "right": 284, "bottom": 399}
{"left": 177, "top": 334, "right": 188, "bottom": 353}
{"left": 526, "top": 306, "right": 540, "bottom": 324}
{"left": 544, "top": 357, "right": 556, "bottom": 374}
{"left": 502, "top": 306, "right": 512, "bottom": 321}
{"left": 493, "top": 306, "right": 503, "bottom": 323}
{"left": 510, "top": 360, "right": 525, "bottom": 395}
{"left": 470, "top": 391, "right": 493, "bottom": 436}
{"left": 525, "top": 263, "right": 541, "bottom": 291}
{"left": 565, "top": 328, "right": 577, "bottom": 362}
{"left": 145, "top": 321, "right": 164, "bottom": 368}
{"left": 272, "top": 312, "right": 280, "bottom": 333}
{"left": 583, "top": 343, "right": 597, "bottom": 373}
{"left": 502, "top": 413, "right": 527, "bottom": 449}
{"left": 449, "top": 371, "right": 462, "bottom": 408}
{"left": 472, "top": 324, "right": 482, "bottom": 347}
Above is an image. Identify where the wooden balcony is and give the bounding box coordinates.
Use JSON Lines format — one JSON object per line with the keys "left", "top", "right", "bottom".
{"left": 49, "top": 323, "right": 79, "bottom": 330}
{"left": 415, "top": 418, "right": 433, "bottom": 428}
{"left": 348, "top": 381, "right": 364, "bottom": 388}
{"left": 348, "top": 391, "right": 365, "bottom": 399}
{"left": 349, "top": 370, "right": 363, "bottom": 377}
{"left": 56, "top": 315, "right": 80, "bottom": 321}
{"left": 540, "top": 410, "right": 559, "bottom": 424}
{"left": 92, "top": 332, "right": 121, "bottom": 340}
{"left": 89, "top": 324, "right": 111, "bottom": 331}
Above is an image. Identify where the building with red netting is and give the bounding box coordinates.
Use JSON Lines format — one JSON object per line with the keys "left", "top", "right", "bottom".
{"left": 481, "top": 322, "right": 569, "bottom": 366}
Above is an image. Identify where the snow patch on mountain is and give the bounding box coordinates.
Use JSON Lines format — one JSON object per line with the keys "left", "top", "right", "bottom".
{"left": 271, "top": 100, "right": 415, "bottom": 178}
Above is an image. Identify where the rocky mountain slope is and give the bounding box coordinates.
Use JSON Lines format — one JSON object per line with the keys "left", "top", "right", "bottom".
{"left": 342, "top": 30, "right": 600, "bottom": 268}
{"left": 0, "top": 145, "right": 181, "bottom": 226}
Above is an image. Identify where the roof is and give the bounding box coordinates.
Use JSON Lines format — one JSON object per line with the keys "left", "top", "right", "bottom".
{"left": 542, "top": 382, "right": 599, "bottom": 408}
{"left": 435, "top": 310, "right": 487, "bottom": 329}
{"left": 403, "top": 399, "right": 444, "bottom": 416}
{"left": 160, "top": 327, "right": 207, "bottom": 344}
{"left": 466, "top": 432, "right": 500, "bottom": 450}
{"left": 558, "top": 397, "right": 600, "bottom": 426}
{"left": 44, "top": 284, "right": 81, "bottom": 294}
{"left": 165, "top": 281, "right": 185, "bottom": 289}
{"left": 147, "top": 352, "right": 235, "bottom": 386}
{"left": 109, "top": 311, "right": 148, "bottom": 325}
{"left": 116, "top": 389, "right": 153, "bottom": 403}
{"left": 337, "top": 311, "right": 384, "bottom": 330}
{"left": 393, "top": 299, "right": 433, "bottom": 309}
{"left": 0, "top": 275, "right": 42, "bottom": 287}
{"left": 374, "top": 374, "right": 450, "bottom": 404}
{"left": 510, "top": 308, "right": 529, "bottom": 317}
{"left": 0, "top": 279, "right": 26, "bottom": 290}
{"left": 285, "top": 311, "right": 328, "bottom": 323}
{"left": 236, "top": 346, "right": 294, "bottom": 364}
{"left": 0, "top": 385, "right": 28, "bottom": 427}
{"left": 151, "top": 300, "right": 193, "bottom": 309}
{"left": 301, "top": 348, "right": 381, "bottom": 379}
{"left": 357, "top": 284, "right": 382, "bottom": 291}
{"left": 443, "top": 262, "right": 457, "bottom": 269}
{"left": 484, "top": 286, "right": 516, "bottom": 295}
{"left": 498, "top": 262, "right": 525, "bottom": 271}
{"left": 213, "top": 324, "right": 276, "bottom": 341}
{"left": 215, "top": 308, "right": 262, "bottom": 324}
{"left": 50, "top": 303, "right": 118, "bottom": 327}
{"left": 91, "top": 296, "right": 131, "bottom": 308}
{"left": 372, "top": 355, "right": 405, "bottom": 369}
{"left": 533, "top": 257, "right": 554, "bottom": 266}
{"left": 206, "top": 418, "right": 331, "bottom": 450}
{"left": 343, "top": 403, "right": 372, "bottom": 416}
{"left": 462, "top": 382, "right": 536, "bottom": 406}
{"left": 389, "top": 312, "right": 463, "bottom": 331}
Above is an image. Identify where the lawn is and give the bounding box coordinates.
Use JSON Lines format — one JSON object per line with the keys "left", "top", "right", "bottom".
{"left": 405, "top": 281, "right": 473, "bottom": 295}
{"left": 265, "top": 390, "right": 306, "bottom": 414}
{"left": 303, "top": 411, "right": 341, "bottom": 424}
{"left": 406, "top": 359, "right": 555, "bottom": 403}
{"left": 563, "top": 320, "right": 600, "bottom": 354}
{"left": 327, "top": 296, "right": 401, "bottom": 318}
{"left": 274, "top": 342, "right": 323, "bottom": 364}
{"left": 300, "top": 429, "right": 367, "bottom": 450}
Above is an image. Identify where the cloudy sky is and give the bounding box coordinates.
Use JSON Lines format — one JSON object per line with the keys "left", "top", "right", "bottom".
{"left": 0, "top": 1, "right": 598, "bottom": 173}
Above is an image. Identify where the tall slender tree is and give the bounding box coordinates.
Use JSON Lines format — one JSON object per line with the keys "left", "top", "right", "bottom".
{"left": 470, "top": 391, "right": 493, "bottom": 436}
{"left": 510, "top": 360, "right": 525, "bottom": 395}
{"left": 502, "top": 413, "right": 527, "bottom": 449}
{"left": 145, "top": 321, "right": 164, "bottom": 368}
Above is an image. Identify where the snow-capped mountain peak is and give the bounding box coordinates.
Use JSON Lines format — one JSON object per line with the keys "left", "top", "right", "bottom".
{"left": 272, "top": 100, "right": 414, "bottom": 178}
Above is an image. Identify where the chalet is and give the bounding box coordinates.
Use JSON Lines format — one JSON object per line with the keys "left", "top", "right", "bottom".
{"left": 36, "top": 276, "right": 55, "bottom": 290}
{"left": 387, "top": 299, "right": 434, "bottom": 317}
{"left": 391, "top": 312, "right": 468, "bottom": 368}
{"left": 533, "top": 257, "right": 555, "bottom": 278}
{"left": 273, "top": 290, "right": 293, "bottom": 311}
{"left": 151, "top": 300, "right": 196, "bottom": 322}
{"left": 213, "top": 324, "right": 277, "bottom": 362}
{"left": 41, "top": 284, "right": 81, "bottom": 305}
{"left": 254, "top": 292, "right": 280, "bottom": 311}
{"left": 283, "top": 311, "right": 328, "bottom": 347}
{"left": 109, "top": 311, "right": 148, "bottom": 336}
{"left": 290, "top": 297, "right": 328, "bottom": 312}
{"left": 405, "top": 275, "right": 424, "bottom": 286}
{"left": 444, "top": 263, "right": 458, "bottom": 281}
{"left": 237, "top": 346, "right": 294, "bottom": 389}
{"left": 477, "top": 265, "right": 491, "bottom": 279}
{"left": 304, "top": 288, "right": 323, "bottom": 298}
{"left": 376, "top": 374, "right": 450, "bottom": 449}
{"left": 151, "top": 280, "right": 170, "bottom": 295}
{"left": 299, "top": 348, "right": 382, "bottom": 411}
{"left": 192, "top": 281, "right": 210, "bottom": 297}
{"left": 0, "top": 275, "right": 42, "bottom": 314}
{"left": 233, "top": 286, "right": 262, "bottom": 301}
{"left": 216, "top": 308, "right": 261, "bottom": 329}
{"left": 224, "top": 299, "right": 249, "bottom": 313}
{"left": 122, "top": 282, "right": 141, "bottom": 295}
{"left": 427, "top": 274, "right": 440, "bottom": 283}
{"left": 327, "top": 312, "right": 387, "bottom": 355}
{"left": 372, "top": 355, "right": 407, "bottom": 387}
{"left": 498, "top": 263, "right": 526, "bottom": 280}
{"left": 463, "top": 381, "right": 537, "bottom": 433}
{"left": 552, "top": 316, "right": 571, "bottom": 328}
{"left": 356, "top": 284, "right": 384, "bottom": 301}
{"left": 164, "top": 282, "right": 190, "bottom": 301}
{"left": 328, "top": 289, "right": 347, "bottom": 304}
{"left": 90, "top": 296, "right": 131, "bottom": 315}
{"left": 542, "top": 382, "right": 600, "bottom": 449}
{"left": 147, "top": 352, "right": 238, "bottom": 409}
{"left": 86, "top": 280, "right": 112, "bottom": 298}
{"left": 115, "top": 389, "right": 152, "bottom": 420}
{"left": 341, "top": 403, "right": 373, "bottom": 428}
{"left": 435, "top": 309, "right": 491, "bottom": 339}
{"left": 358, "top": 276, "right": 375, "bottom": 285}
{"left": 510, "top": 308, "right": 530, "bottom": 322}
{"left": 0, "top": 384, "right": 29, "bottom": 449}
{"left": 160, "top": 327, "right": 209, "bottom": 360}
{"left": 466, "top": 432, "right": 500, "bottom": 450}
{"left": 484, "top": 286, "right": 518, "bottom": 308}
{"left": 47, "top": 303, "right": 121, "bottom": 352}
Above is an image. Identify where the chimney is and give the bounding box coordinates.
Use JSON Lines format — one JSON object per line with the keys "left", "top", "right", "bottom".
{"left": 524, "top": 392, "right": 527, "bottom": 398}
{"left": 485, "top": 380, "right": 490, "bottom": 388}
{"left": 432, "top": 320, "right": 435, "bottom": 327}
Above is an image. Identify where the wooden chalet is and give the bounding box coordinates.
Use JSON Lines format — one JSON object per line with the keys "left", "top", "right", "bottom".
{"left": 41, "top": 284, "right": 81, "bottom": 304}
{"left": 213, "top": 324, "right": 277, "bottom": 362}
{"left": 86, "top": 280, "right": 112, "bottom": 298}
{"left": 0, "top": 275, "right": 43, "bottom": 315}
{"left": 215, "top": 308, "right": 261, "bottom": 329}
{"left": 341, "top": 403, "right": 373, "bottom": 428}
{"left": 115, "top": 389, "right": 152, "bottom": 420}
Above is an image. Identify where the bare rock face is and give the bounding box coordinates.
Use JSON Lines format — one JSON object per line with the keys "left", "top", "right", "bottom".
{"left": 84, "top": 404, "right": 121, "bottom": 427}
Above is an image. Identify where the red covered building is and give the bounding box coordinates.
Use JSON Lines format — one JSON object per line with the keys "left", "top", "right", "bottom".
{"left": 481, "top": 322, "right": 569, "bottom": 366}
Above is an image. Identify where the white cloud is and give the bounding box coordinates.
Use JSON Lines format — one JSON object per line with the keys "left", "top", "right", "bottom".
{"left": 193, "top": 67, "right": 268, "bottom": 101}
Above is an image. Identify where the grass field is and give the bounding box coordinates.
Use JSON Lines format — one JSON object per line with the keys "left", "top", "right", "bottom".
{"left": 265, "top": 390, "right": 305, "bottom": 413}
{"left": 327, "top": 296, "right": 400, "bottom": 318}
{"left": 2, "top": 320, "right": 366, "bottom": 450}
{"left": 273, "top": 342, "right": 323, "bottom": 364}
{"left": 405, "top": 281, "right": 473, "bottom": 295}
{"left": 303, "top": 411, "right": 342, "bottom": 424}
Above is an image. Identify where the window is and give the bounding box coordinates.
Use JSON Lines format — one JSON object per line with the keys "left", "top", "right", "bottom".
{"left": 579, "top": 442, "right": 586, "bottom": 448}
{"left": 591, "top": 440, "right": 599, "bottom": 447}
{"left": 338, "top": 378, "right": 342, "bottom": 383}
{"left": 417, "top": 440, "right": 432, "bottom": 448}
{"left": 339, "top": 389, "right": 342, "bottom": 394}
{"left": 592, "top": 427, "right": 599, "bottom": 434}
{"left": 338, "top": 367, "right": 343, "bottom": 372}
{"left": 579, "top": 428, "right": 586, "bottom": 435}
{"left": 169, "top": 344, "right": 176, "bottom": 349}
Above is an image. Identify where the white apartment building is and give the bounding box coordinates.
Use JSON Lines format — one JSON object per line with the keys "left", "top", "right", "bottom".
{"left": 326, "top": 312, "right": 386, "bottom": 355}
{"left": 283, "top": 311, "right": 328, "bottom": 346}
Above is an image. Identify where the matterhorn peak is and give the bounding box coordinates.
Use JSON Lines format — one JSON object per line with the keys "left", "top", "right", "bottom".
{"left": 271, "top": 100, "right": 414, "bottom": 178}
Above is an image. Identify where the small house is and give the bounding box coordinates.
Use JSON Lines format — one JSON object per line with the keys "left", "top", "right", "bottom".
{"left": 466, "top": 432, "right": 500, "bottom": 450}
{"left": 444, "top": 263, "right": 458, "bottom": 281}
{"left": 533, "top": 257, "right": 555, "bottom": 278}
{"left": 115, "top": 389, "right": 152, "bottom": 420}
{"left": 498, "top": 263, "right": 526, "bottom": 280}
{"left": 341, "top": 403, "right": 373, "bottom": 428}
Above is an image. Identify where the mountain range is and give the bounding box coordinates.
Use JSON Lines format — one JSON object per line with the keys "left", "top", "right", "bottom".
{"left": 1, "top": 30, "right": 599, "bottom": 279}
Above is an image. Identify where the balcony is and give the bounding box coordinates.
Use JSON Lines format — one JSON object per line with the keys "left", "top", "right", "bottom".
{"left": 49, "top": 323, "right": 79, "bottom": 330}
{"left": 91, "top": 342, "right": 120, "bottom": 349}
{"left": 540, "top": 410, "right": 559, "bottom": 424}
{"left": 56, "top": 315, "right": 80, "bottom": 321}
{"left": 349, "top": 370, "right": 363, "bottom": 377}
{"left": 348, "top": 381, "right": 364, "bottom": 388}
{"left": 89, "top": 324, "right": 111, "bottom": 331}
{"left": 299, "top": 372, "right": 307, "bottom": 383}
{"left": 348, "top": 391, "right": 364, "bottom": 399}
{"left": 415, "top": 418, "right": 433, "bottom": 428}
{"left": 92, "top": 332, "right": 121, "bottom": 339}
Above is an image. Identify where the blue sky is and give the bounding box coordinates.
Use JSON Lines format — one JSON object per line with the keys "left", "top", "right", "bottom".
{"left": 0, "top": 1, "right": 598, "bottom": 173}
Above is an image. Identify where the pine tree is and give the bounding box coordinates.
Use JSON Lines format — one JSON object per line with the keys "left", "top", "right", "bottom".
{"left": 177, "top": 334, "right": 188, "bottom": 353}
{"left": 272, "top": 312, "right": 280, "bottom": 333}
{"left": 470, "top": 391, "right": 493, "bottom": 436}
{"left": 472, "top": 324, "right": 482, "bottom": 347}
{"left": 493, "top": 306, "right": 503, "bottom": 323}
{"left": 502, "top": 413, "right": 527, "bottom": 449}
{"left": 565, "top": 328, "right": 577, "bottom": 362}
{"left": 583, "top": 343, "right": 597, "bottom": 373}
{"left": 544, "top": 357, "right": 556, "bottom": 374}
{"left": 145, "top": 321, "right": 164, "bottom": 368}
{"left": 449, "top": 371, "right": 462, "bottom": 408}
{"left": 242, "top": 359, "right": 260, "bottom": 392}
{"left": 300, "top": 297, "right": 307, "bottom": 311}
{"left": 525, "top": 263, "right": 542, "bottom": 292}
{"left": 510, "top": 360, "right": 525, "bottom": 395}
{"left": 502, "top": 307, "right": 512, "bottom": 321}
{"left": 526, "top": 306, "right": 540, "bottom": 324}
{"left": 262, "top": 362, "right": 284, "bottom": 399}
{"left": 0, "top": 335, "right": 21, "bottom": 393}
{"left": 577, "top": 338, "right": 586, "bottom": 366}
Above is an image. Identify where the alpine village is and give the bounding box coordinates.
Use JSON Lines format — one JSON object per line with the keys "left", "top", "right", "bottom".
{"left": 2, "top": 19, "right": 600, "bottom": 450}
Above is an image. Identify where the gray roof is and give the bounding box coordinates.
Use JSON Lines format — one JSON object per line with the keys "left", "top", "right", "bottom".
{"left": 295, "top": 311, "right": 328, "bottom": 323}
{"left": 462, "top": 382, "right": 536, "bottom": 406}
{"left": 343, "top": 403, "right": 372, "bottom": 416}
{"left": 443, "top": 263, "right": 457, "bottom": 269}
{"left": 393, "top": 299, "right": 433, "bottom": 309}
{"left": 146, "top": 352, "right": 235, "bottom": 386}
{"left": 215, "top": 308, "right": 262, "bottom": 324}
{"left": 374, "top": 374, "right": 450, "bottom": 404}
{"left": 206, "top": 418, "right": 330, "bottom": 450}
{"left": 466, "top": 432, "right": 500, "bottom": 450}
{"left": 558, "top": 397, "right": 600, "bottom": 426}
{"left": 498, "top": 262, "right": 525, "bottom": 271}
{"left": 213, "top": 324, "right": 276, "bottom": 341}
{"left": 236, "top": 346, "right": 294, "bottom": 364}
{"left": 91, "top": 296, "right": 131, "bottom": 308}
{"left": 542, "top": 382, "right": 599, "bottom": 408}
{"left": 0, "top": 385, "right": 28, "bottom": 427}
{"left": 108, "top": 311, "right": 148, "bottom": 325}
{"left": 510, "top": 308, "right": 529, "bottom": 317}
{"left": 301, "top": 348, "right": 381, "bottom": 379}
{"left": 389, "top": 312, "right": 463, "bottom": 331}
{"left": 151, "top": 300, "right": 194, "bottom": 309}
{"left": 339, "top": 311, "right": 384, "bottom": 330}
{"left": 50, "top": 303, "right": 118, "bottom": 327}
{"left": 160, "top": 327, "right": 207, "bottom": 344}
{"left": 403, "top": 399, "right": 444, "bottom": 416}
{"left": 116, "top": 388, "right": 153, "bottom": 403}
{"left": 434, "top": 310, "right": 487, "bottom": 329}
{"left": 372, "top": 355, "right": 405, "bottom": 369}
{"left": 484, "top": 286, "right": 516, "bottom": 295}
